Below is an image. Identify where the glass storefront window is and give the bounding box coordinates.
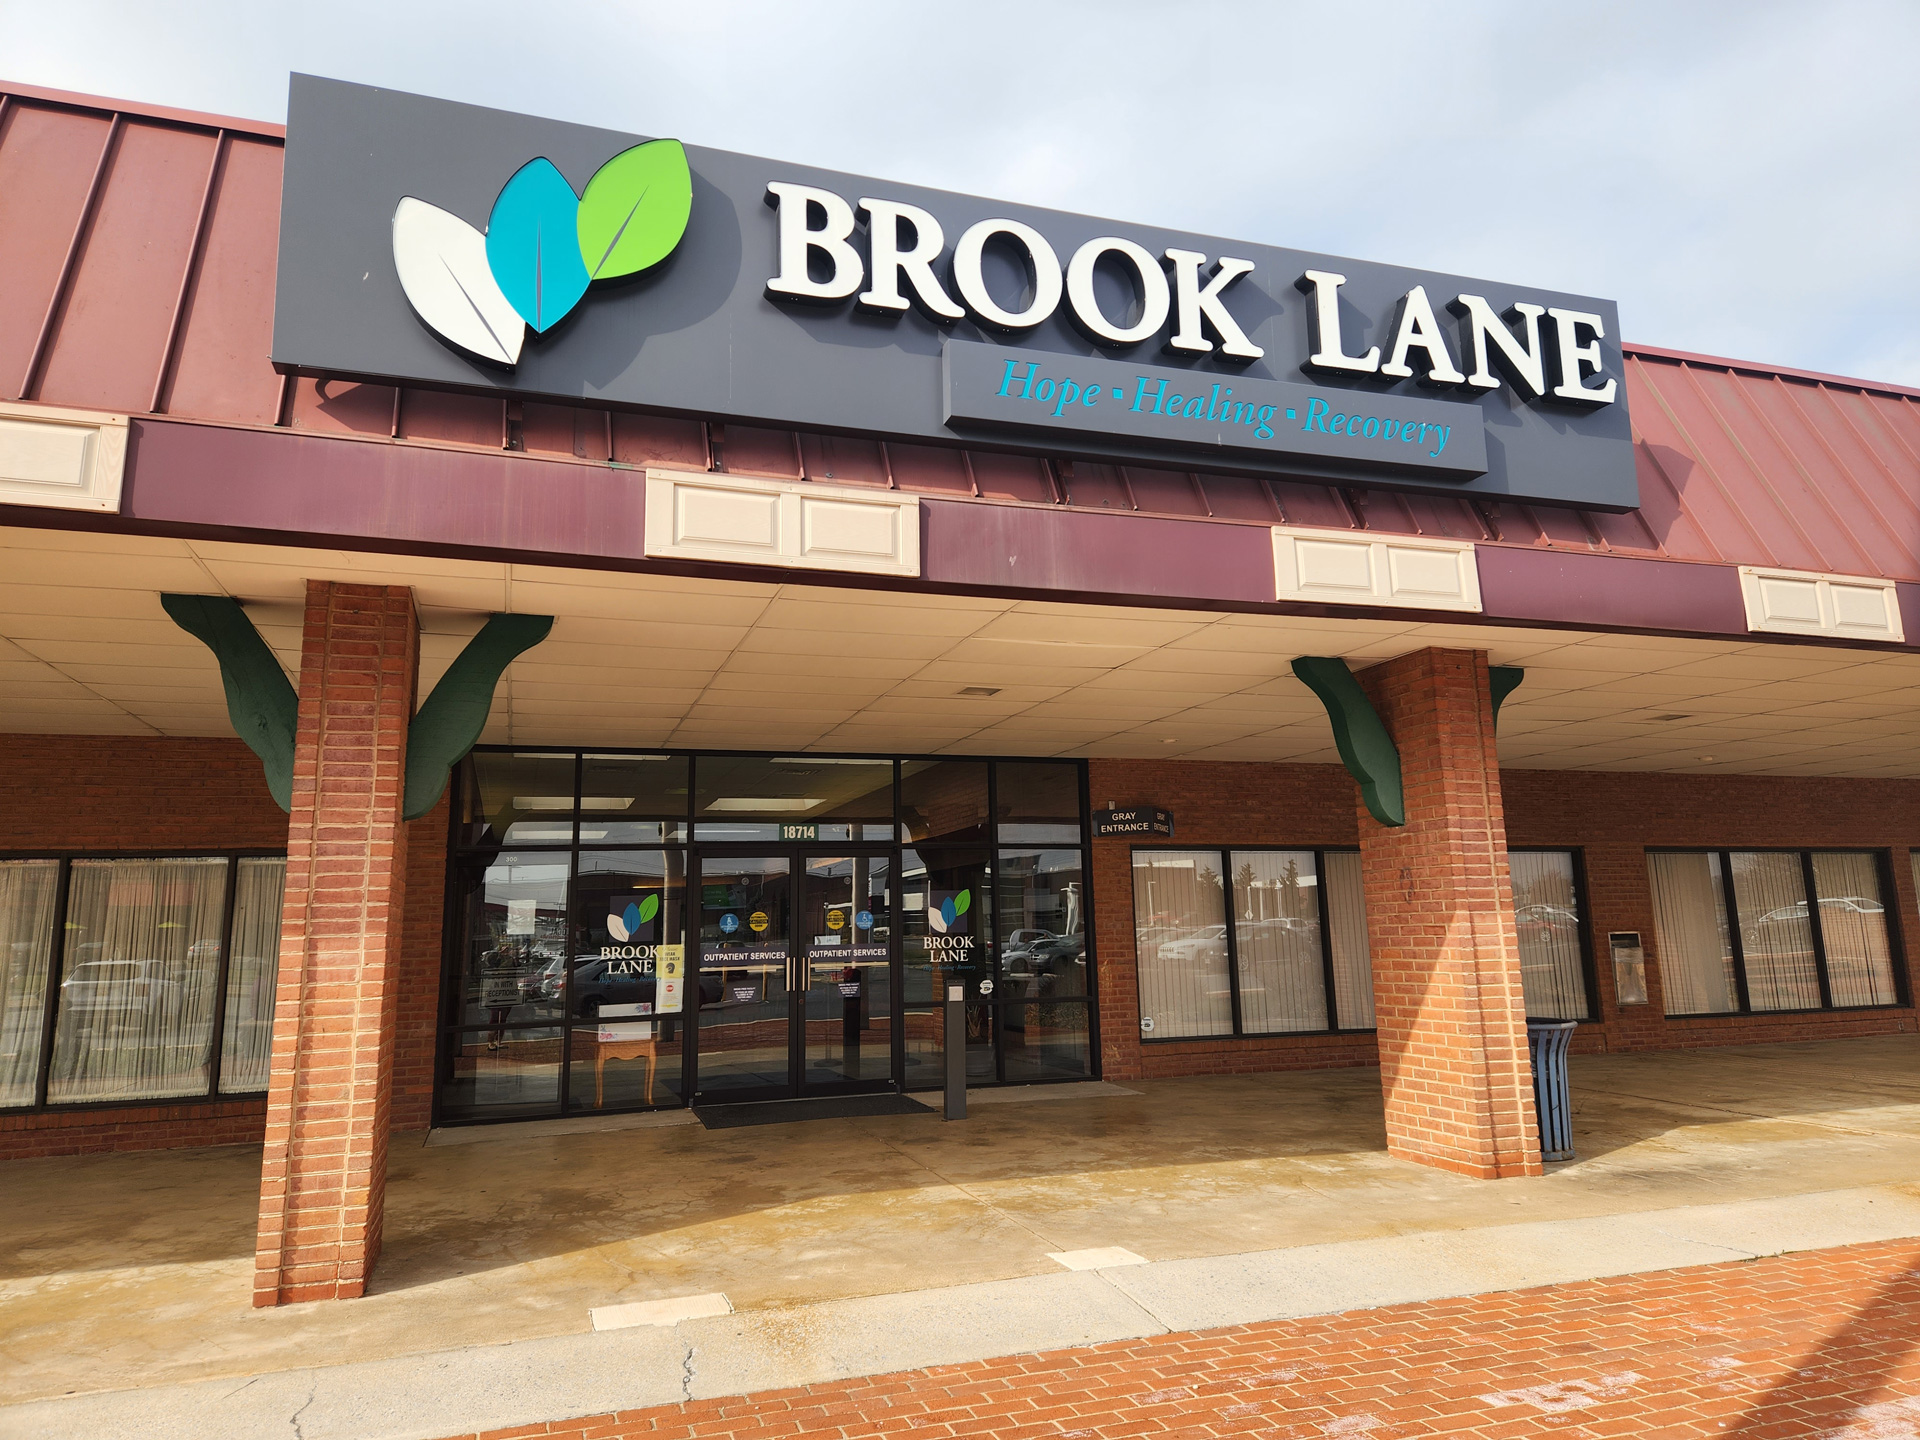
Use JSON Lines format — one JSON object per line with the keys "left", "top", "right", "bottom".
{"left": 435, "top": 748, "right": 1094, "bottom": 1118}
{"left": 996, "top": 849, "right": 1087, "bottom": 1002}
{"left": 1132, "top": 847, "right": 1374, "bottom": 1041}
{"left": 461, "top": 751, "right": 579, "bottom": 847}
{"left": 1229, "top": 850, "right": 1327, "bottom": 1034}
{"left": 996, "top": 762, "right": 1081, "bottom": 844}
{"left": 0, "top": 860, "right": 58, "bottom": 1107}
{"left": 48, "top": 857, "right": 230, "bottom": 1104}
{"left": 439, "top": 1027, "right": 563, "bottom": 1120}
{"left": 1814, "top": 852, "right": 1898, "bottom": 1007}
{"left": 1651, "top": 849, "right": 1901, "bottom": 1016}
{"left": 1730, "top": 851, "right": 1822, "bottom": 1012}
{"left": 900, "top": 846, "right": 990, "bottom": 1088}
{"left": 1132, "top": 849, "right": 1232, "bottom": 1039}
{"left": 1509, "top": 851, "right": 1591, "bottom": 1021}
{"left": 693, "top": 755, "right": 893, "bottom": 841}
{"left": 451, "top": 851, "right": 571, "bottom": 1028}
{"left": 579, "top": 753, "right": 689, "bottom": 844}
{"left": 1001, "top": 1001, "right": 1092, "bottom": 1084}
{"left": 901, "top": 760, "right": 989, "bottom": 845}
{"left": 567, "top": 850, "right": 689, "bottom": 1109}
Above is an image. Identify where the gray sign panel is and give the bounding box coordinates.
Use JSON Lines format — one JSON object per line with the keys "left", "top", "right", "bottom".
{"left": 273, "top": 75, "right": 1638, "bottom": 511}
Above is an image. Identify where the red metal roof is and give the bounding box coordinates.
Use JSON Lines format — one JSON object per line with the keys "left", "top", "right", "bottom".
{"left": 5, "top": 80, "right": 1917, "bottom": 580}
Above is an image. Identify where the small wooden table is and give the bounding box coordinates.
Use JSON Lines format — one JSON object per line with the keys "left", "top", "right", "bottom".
{"left": 571, "top": 1030, "right": 663, "bottom": 1107}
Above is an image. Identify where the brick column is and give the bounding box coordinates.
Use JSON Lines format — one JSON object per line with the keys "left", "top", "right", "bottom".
{"left": 1354, "top": 647, "right": 1540, "bottom": 1180}
{"left": 254, "top": 581, "right": 418, "bottom": 1305}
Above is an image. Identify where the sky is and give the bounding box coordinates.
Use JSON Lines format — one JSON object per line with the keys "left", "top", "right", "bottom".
{"left": 4, "top": 0, "right": 1915, "bottom": 384}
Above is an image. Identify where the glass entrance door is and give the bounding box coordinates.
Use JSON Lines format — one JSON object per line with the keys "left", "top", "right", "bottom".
{"left": 693, "top": 855, "right": 793, "bottom": 1100}
{"left": 693, "top": 850, "right": 897, "bottom": 1103}
{"left": 799, "top": 854, "right": 892, "bottom": 1090}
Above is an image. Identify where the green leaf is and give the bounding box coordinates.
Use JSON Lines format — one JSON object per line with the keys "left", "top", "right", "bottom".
{"left": 576, "top": 139, "right": 692, "bottom": 282}
{"left": 954, "top": 889, "right": 971, "bottom": 917}
{"left": 638, "top": 893, "right": 660, "bottom": 924}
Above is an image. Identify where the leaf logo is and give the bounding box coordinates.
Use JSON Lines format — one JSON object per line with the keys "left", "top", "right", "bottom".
{"left": 392, "top": 139, "right": 692, "bottom": 367}
{"left": 928, "top": 889, "right": 971, "bottom": 935}
{"left": 607, "top": 893, "right": 659, "bottom": 943}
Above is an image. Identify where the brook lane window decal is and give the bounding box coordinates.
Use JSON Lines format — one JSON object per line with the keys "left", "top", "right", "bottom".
{"left": 391, "top": 139, "right": 692, "bottom": 367}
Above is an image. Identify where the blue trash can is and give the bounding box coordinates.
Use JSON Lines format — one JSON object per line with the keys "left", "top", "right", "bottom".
{"left": 1526, "top": 1019, "right": 1578, "bottom": 1162}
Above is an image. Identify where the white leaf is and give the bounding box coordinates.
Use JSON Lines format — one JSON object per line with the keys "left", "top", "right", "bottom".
{"left": 391, "top": 197, "right": 524, "bottom": 366}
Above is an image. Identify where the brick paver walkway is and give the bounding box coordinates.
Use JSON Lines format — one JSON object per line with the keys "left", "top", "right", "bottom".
{"left": 445, "top": 1238, "right": 1920, "bottom": 1439}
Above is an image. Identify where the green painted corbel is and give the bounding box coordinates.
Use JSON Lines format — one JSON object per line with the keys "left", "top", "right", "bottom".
{"left": 1291, "top": 656, "right": 1404, "bottom": 827}
{"left": 160, "top": 594, "right": 298, "bottom": 813}
{"left": 1490, "top": 665, "right": 1525, "bottom": 726}
{"left": 403, "top": 613, "right": 554, "bottom": 821}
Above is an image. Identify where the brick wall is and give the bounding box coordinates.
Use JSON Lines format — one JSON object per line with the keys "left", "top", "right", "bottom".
{"left": 1090, "top": 758, "right": 1920, "bottom": 1083}
{"left": 0, "top": 734, "right": 287, "bottom": 1159}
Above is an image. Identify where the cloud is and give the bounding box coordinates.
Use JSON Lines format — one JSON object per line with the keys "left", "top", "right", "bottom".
{"left": 3, "top": 0, "right": 1914, "bottom": 382}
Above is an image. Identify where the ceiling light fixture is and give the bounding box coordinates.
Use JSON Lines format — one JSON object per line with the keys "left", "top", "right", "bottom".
{"left": 958, "top": 686, "right": 1001, "bottom": 697}
{"left": 705, "top": 797, "right": 823, "bottom": 812}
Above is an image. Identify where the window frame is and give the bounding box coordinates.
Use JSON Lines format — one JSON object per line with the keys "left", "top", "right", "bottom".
{"left": 0, "top": 847, "right": 288, "bottom": 1113}
{"left": 1648, "top": 846, "right": 1909, "bottom": 1017}
{"left": 1129, "top": 843, "right": 1369, "bottom": 1043}
{"left": 1507, "top": 846, "right": 1602, "bottom": 1024}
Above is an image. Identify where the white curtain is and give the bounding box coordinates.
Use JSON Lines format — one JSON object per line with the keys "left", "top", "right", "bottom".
{"left": 1649, "top": 852, "right": 1738, "bottom": 1015}
{"left": 219, "top": 858, "right": 286, "bottom": 1092}
{"left": 1230, "top": 850, "right": 1327, "bottom": 1033}
{"left": 1323, "top": 852, "right": 1373, "bottom": 1029}
{"left": 1814, "top": 852, "right": 1897, "bottom": 1008}
{"left": 1509, "top": 851, "right": 1589, "bottom": 1019}
{"left": 0, "top": 860, "right": 59, "bottom": 1107}
{"left": 1729, "top": 851, "right": 1821, "bottom": 1012}
{"left": 1131, "top": 851, "right": 1231, "bottom": 1038}
{"left": 47, "top": 858, "right": 228, "bottom": 1103}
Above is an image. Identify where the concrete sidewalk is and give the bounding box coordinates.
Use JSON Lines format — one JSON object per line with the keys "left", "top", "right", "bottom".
{"left": 4, "top": 1036, "right": 1920, "bottom": 1436}
{"left": 7, "top": 1183, "right": 1920, "bottom": 1440}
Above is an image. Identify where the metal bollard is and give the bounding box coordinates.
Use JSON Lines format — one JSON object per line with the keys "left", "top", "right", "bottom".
{"left": 943, "top": 984, "right": 966, "bottom": 1120}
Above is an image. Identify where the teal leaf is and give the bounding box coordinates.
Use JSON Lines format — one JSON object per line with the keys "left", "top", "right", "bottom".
{"left": 638, "top": 893, "right": 660, "bottom": 924}
{"left": 486, "top": 158, "right": 589, "bottom": 332}
{"left": 577, "top": 140, "right": 692, "bottom": 282}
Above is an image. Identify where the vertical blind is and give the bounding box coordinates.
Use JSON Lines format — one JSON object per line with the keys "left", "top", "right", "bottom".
{"left": 0, "top": 854, "right": 286, "bottom": 1109}
{"left": 0, "top": 860, "right": 58, "bottom": 1107}
{"left": 1649, "top": 852, "right": 1738, "bottom": 1015}
{"left": 1650, "top": 850, "right": 1899, "bottom": 1016}
{"left": 1323, "top": 851, "right": 1373, "bottom": 1030}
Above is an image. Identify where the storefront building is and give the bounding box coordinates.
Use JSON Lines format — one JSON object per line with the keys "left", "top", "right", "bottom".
{"left": 0, "top": 76, "right": 1916, "bottom": 1305}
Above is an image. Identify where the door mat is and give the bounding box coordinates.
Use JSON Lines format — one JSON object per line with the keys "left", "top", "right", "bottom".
{"left": 695, "top": 1093, "right": 933, "bottom": 1128}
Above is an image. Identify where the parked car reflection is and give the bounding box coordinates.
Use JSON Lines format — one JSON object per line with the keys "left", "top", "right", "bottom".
{"left": 529, "top": 956, "right": 721, "bottom": 1020}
